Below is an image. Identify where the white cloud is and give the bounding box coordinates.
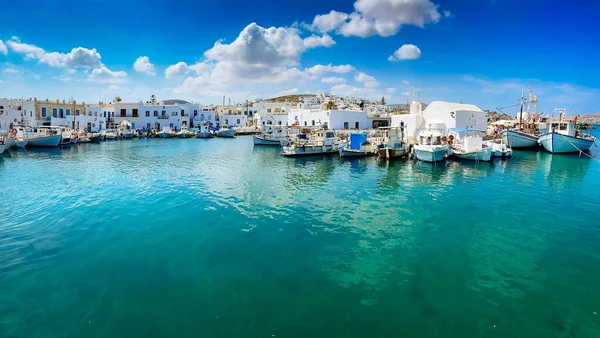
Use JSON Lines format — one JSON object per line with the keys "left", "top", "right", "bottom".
{"left": 309, "top": 10, "right": 349, "bottom": 33}
{"left": 388, "top": 44, "right": 421, "bottom": 61}
{"left": 386, "top": 87, "right": 396, "bottom": 93}
{"left": 0, "top": 40, "right": 7, "bottom": 55}
{"left": 355, "top": 72, "right": 376, "bottom": 83}
{"left": 322, "top": 76, "right": 347, "bottom": 84}
{"left": 402, "top": 80, "right": 410, "bottom": 84}
{"left": 306, "top": 63, "right": 355, "bottom": 76}
{"left": 108, "top": 85, "right": 130, "bottom": 92}
{"left": 66, "top": 68, "right": 76, "bottom": 74}
{"left": 364, "top": 81, "right": 380, "bottom": 88}
{"left": 444, "top": 10, "right": 452, "bottom": 18}
{"left": 39, "top": 47, "right": 103, "bottom": 68}
{"left": 2, "top": 66, "right": 18, "bottom": 73}
{"left": 165, "top": 62, "right": 191, "bottom": 78}
{"left": 6, "top": 38, "right": 45, "bottom": 59}
{"left": 331, "top": 84, "right": 364, "bottom": 97}
{"left": 303, "top": 34, "right": 336, "bottom": 49}
{"left": 88, "top": 66, "right": 127, "bottom": 83}
{"left": 310, "top": 0, "right": 443, "bottom": 38}
{"left": 133, "top": 56, "right": 156, "bottom": 76}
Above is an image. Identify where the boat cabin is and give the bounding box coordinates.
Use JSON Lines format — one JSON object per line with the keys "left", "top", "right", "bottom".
{"left": 549, "top": 121, "right": 576, "bottom": 137}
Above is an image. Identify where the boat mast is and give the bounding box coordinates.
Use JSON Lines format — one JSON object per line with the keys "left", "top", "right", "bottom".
{"left": 519, "top": 88, "right": 524, "bottom": 131}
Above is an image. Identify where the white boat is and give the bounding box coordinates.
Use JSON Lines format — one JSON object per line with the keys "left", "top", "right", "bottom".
{"left": 282, "top": 130, "right": 341, "bottom": 157}
{"left": 176, "top": 126, "right": 193, "bottom": 138}
{"left": 413, "top": 129, "right": 449, "bottom": 163}
{"left": 253, "top": 127, "right": 287, "bottom": 146}
{"left": 0, "top": 143, "right": 5, "bottom": 154}
{"left": 216, "top": 127, "right": 236, "bottom": 138}
{"left": 3, "top": 135, "right": 16, "bottom": 149}
{"left": 89, "top": 133, "right": 104, "bottom": 143}
{"left": 16, "top": 127, "right": 61, "bottom": 147}
{"left": 449, "top": 128, "right": 493, "bottom": 162}
{"left": 158, "top": 127, "right": 175, "bottom": 138}
{"left": 195, "top": 125, "right": 214, "bottom": 138}
{"left": 15, "top": 138, "right": 28, "bottom": 148}
{"left": 118, "top": 120, "right": 134, "bottom": 139}
{"left": 78, "top": 133, "right": 91, "bottom": 143}
{"left": 538, "top": 109, "right": 596, "bottom": 154}
{"left": 484, "top": 140, "right": 513, "bottom": 159}
{"left": 105, "top": 130, "right": 118, "bottom": 140}
{"left": 377, "top": 127, "right": 407, "bottom": 160}
{"left": 339, "top": 132, "right": 376, "bottom": 158}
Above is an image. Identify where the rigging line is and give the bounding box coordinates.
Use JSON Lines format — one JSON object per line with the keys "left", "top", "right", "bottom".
{"left": 558, "top": 133, "right": 600, "bottom": 163}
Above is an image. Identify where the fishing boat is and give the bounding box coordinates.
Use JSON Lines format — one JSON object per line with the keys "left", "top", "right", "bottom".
{"left": 78, "top": 133, "right": 91, "bottom": 143}
{"left": 449, "top": 128, "right": 493, "bottom": 162}
{"left": 377, "top": 127, "right": 407, "bottom": 160}
{"left": 105, "top": 130, "right": 118, "bottom": 140}
{"left": 339, "top": 132, "right": 376, "bottom": 158}
{"left": 253, "top": 127, "right": 287, "bottom": 146}
{"left": 538, "top": 109, "right": 596, "bottom": 154}
{"left": 16, "top": 127, "right": 61, "bottom": 147}
{"left": 118, "top": 120, "right": 134, "bottom": 139}
{"left": 3, "top": 134, "right": 16, "bottom": 149}
{"left": 281, "top": 130, "right": 341, "bottom": 157}
{"left": 176, "top": 126, "right": 193, "bottom": 138}
{"left": 413, "top": 129, "right": 450, "bottom": 163}
{"left": 216, "top": 127, "right": 236, "bottom": 138}
{"left": 89, "top": 133, "right": 104, "bottom": 143}
{"left": 500, "top": 86, "right": 540, "bottom": 148}
{"left": 158, "top": 127, "right": 175, "bottom": 138}
{"left": 0, "top": 142, "right": 5, "bottom": 154}
{"left": 484, "top": 140, "right": 513, "bottom": 159}
{"left": 195, "top": 125, "right": 214, "bottom": 138}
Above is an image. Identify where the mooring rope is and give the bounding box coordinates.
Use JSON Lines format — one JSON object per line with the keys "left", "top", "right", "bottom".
{"left": 559, "top": 133, "right": 600, "bottom": 163}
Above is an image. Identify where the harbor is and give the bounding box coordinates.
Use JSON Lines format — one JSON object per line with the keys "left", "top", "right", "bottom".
{"left": 1, "top": 134, "right": 600, "bottom": 337}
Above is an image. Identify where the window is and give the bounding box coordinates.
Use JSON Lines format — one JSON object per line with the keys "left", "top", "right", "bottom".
{"left": 194, "top": 110, "right": 198, "bottom": 116}
{"left": 343, "top": 122, "right": 349, "bottom": 129}
{"left": 267, "top": 109, "right": 272, "bottom": 113}
{"left": 200, "top": 114, "right": 205, "bottom": 121}
{"left": 120, "top": 109, "right": 126, "bottom": 117}
{"left": 145, "top": 111, "right": 150, "bottom": 117}
{"left": 41, "top": 107, "right": 47, "bottom": 117}
{"left": 267, "top": 121, "right": 272, "bottom": 125}
{"left": 103, "top": 111, "right": 107, "bottom": 118}
{"left": 225, "top": 119, "right": 229, "bottom": 124}
{"left": 66, "top": 109, "right": 71, "bottom": 116}
{"left": 237, "top": 119, "right": 240, "bottom": 125}
{"left": 59, "top": 108, "right": 64, "bottom": 118}
{"left": 77, "top": 109, "right": 81, "bottom": 116}
{"left": 207, "top": 115, "right": 211, "bottom": 121}
{"left": 154, "top": 111, "right": 158, "bottom": 116}
{"left": 132, "top": 109, "right": 139, "bottom": 117}
{"left": 355, "top": 122, "right": 359, "bottom": 129}
{"left": 88, "top": 110, "right": 92, "bottom": 116}
{"left": 262, "top": 122, "right": 265, "bottom": 125}
{"left": 312, "top": 120, "right": 315, "bottom": 126}
{"left": 278, "top": 121, "right": 282, "bottom": 125}
{"left": 171, "top": 111, "right": 177, "bottom": 116}
{"left": 146, "top": 123, "right": 151, "bottom": 129}
{"left": 53, "top": 108, "right": 57, "bottom": 117}
{"left": 169, "top": 123, "right": 173, "bottom": 128}
{"left": 94, "top": 112, "right": 97, "bottom": 117}
{"left": 304, "top": 121, "right": 307, "bottom": 126}
{"left": 181, "top": 110, "right": 184, "bottom": 117}
{"left": 111, "top": 112, "right": 115, "bottom": 117}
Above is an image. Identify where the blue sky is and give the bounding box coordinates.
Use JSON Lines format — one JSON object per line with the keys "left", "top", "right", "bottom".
{"left": 0, "top": 0, "right": 599, "bottom": 115}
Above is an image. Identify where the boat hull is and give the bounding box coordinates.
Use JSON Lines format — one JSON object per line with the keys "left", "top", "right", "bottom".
{"left": 28, "top": 135, "right": 62, "bottom": 147}
{"left": 0, "top": 144, "right": 5, "bottom": 154}
{"left": 377, "top": 147, "right": 406, "bottom": 159}
{"left": 501, "top": 130, "right": 539, "bottom": 148}
{"left": 452, "top": 147, "right": 493, "bottom": 162}
{"left": 339, "top": 148, "right": 375, "bottom": 158}
{"left": 16, "top": 139, "right": 28, "bottom": 148}
{"left": 158, "top": 133, "right": 174, "bottom": 138}
{"left": 253, "top": 135, "right": 281, "bottom": 146}
{"left": 282, "top": 144, "right": 339, "bottom": 157}
{"left": 195, "top": 132, "right": 214, "bottom": 139}
{"left": 414, "top": 145, "right": 449, "bottom": 163}
{"left": 216, "top": 130, "right": 236, "bottom": 138}
{"left": 177, "top": 132, "right": 193, "bottom": 138}
{"left": 4, "top": 137, "right": 15, "bottom": 149}
{"left": 538, "top": 132, "right": 595, "bottom": 154}
{"left": 90, "top": 135, "right": 104, "bottom": 143}
{"left": 121, "top": 132, "right": 134, "bottom": 139}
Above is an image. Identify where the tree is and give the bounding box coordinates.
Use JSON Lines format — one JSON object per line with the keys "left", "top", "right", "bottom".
{"left": 326, "top": 101, "right": 337, "bottom": 110}
{"left": 150, "top": 94, "right": 156, "bottom": 104}
{"left": 115, "top": 96, "right": 122, "bottom": 102}
{"left": 381, "top": 96, "right": 386, "bottom": 105}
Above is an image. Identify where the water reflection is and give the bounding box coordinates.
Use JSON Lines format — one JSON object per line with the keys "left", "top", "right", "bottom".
{"left": 540, "top": 152, "right": 592, "bottom": 191}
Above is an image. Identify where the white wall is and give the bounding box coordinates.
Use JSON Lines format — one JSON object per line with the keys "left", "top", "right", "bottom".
{"left": 329, "top": 110, "right": 368, "bottom": 130}
{"left": 256, "top": 114, "right": 288, "bottom": 127}
{"left": 391, "top": 114, "right": 425, "bottom": 142}
{"left": 220, "top": 114, "right": 247, "bottom": 127}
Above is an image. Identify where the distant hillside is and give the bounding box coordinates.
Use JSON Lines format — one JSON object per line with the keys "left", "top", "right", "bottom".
{"left": 580, "top": 112, "right": 600, "bottom": 123}
{"left": 267, "top": 94, "right": 316, "bottom": 103}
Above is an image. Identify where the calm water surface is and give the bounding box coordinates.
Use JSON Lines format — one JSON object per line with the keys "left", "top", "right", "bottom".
{"left": 1, "top": 130, "right": 600, "bottom": 337}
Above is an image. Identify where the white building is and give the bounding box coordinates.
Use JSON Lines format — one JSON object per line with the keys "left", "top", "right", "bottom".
{"left": 220, "top": 114, "right": 248, "bottom": 128}
{"left": 111, "top": 101, "right": 192, "bottom": 131}
{"left": 288, "top": 109, "right": 368, "bottom": 130}
{"left": 301, "top": 96, "right": 319, "bottom": 106}
{"left": 421, "top": 101, "right": 487, "bottom": 131}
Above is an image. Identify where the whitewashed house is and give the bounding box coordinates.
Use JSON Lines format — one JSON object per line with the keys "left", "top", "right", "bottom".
{"left": 421, "top": 101, "right": 487, "bottom": 131}
{"left": 288, "top": 109, "right": 368, "bottom": 130}
{"left": 220, "top": 114, "right": 248, "bottom": 128}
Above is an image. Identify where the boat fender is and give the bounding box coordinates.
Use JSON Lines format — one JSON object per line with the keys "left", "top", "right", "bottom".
{"left": 11, "top": 128, "right": 17, "bottom": 136}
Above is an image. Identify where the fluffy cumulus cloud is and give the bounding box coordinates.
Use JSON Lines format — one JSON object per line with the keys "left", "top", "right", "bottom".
{"left": 306, "top": 63, "right": 354, "bottom": 77}
{"left": 355, "top": 72, "right": 376, "bottom": 83}
{"left": 322, "top": 76, "right": 347, "bottom": 84}
{"left": 386, "top": 87, "right": 397, "bottom": 93}
{"left": 133, "top": 56, "right": 156, "bottom": 76}
{"left": 165, "top": 62, "right": 190, "bottom": 78}
{"left": 388, "top": 44, "right": 421, "bottom": 61}
{"left": 39, "top": 47, "right": 103, "bottom": 68}
{"left": 88, "top": 66, "right": 127, "bottom": 83}
{"left": 303, "top": 34, "right": 336, "bottom": 49}
{"left": 6, "top": 38, "right": 45, "bottom": 59}
{"left": 307, "top": 0, "right": 444, "bottom": 38}
{"left": 0, "top": 40, "right": 7, "bottom": 55}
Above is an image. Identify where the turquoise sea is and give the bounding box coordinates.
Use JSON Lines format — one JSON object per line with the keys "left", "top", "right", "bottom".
{"left": 1, "top": 128, "right": 600, "bottom": 338}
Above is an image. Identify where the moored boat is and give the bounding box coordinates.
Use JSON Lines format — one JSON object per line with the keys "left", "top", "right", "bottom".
{"left": 118, "top": 120, "right": 134, "bottom": 139}
{"left": 253, "top": 127, "right": 287, "bottom": 146}
{"left": 158, "top": 127, "right": 175, "bottom": 138}
{"left": 216, "top": 127, "right": 236, "bottom": 138}
{"left": 0, "top": 143, "right": 5, "bottom": 154}
{"left": 176, "top": 126, "right": 193, "bottom": 138}
{"left": 3, "top": 134, "right": 16, "bottom": 149}
{"left": 281, "top": 130, "right": 340, "bottom": 157}
{"left": 501, "top": 129, "right": 539, "bottom": 148}
{"left": 195, "top": 125, "right": 214, "bottom": 138}
{"left": 377, "top": 127, "right": 407, "bottom": 160}
{"left": 339, "top": 132, "right": 376, "bottom": 158}
{"left": 538, "top": 110, "right": 596, "bottom": 154}
{"left": 105, "top": 130, "right": 118, "bottom": 140}
{"left": 413, "top": 129, "right": 449, "bottom": 163}
{"left": 16, "top": 127, "right": 61, "bottom": 147}
{"left": 89, "top": 133, "right": 104, "bottom": 143}
{"left": 15, "top": 138, "right": 28, "bottom": 148}
{"left": 449, "top": 128, "right": 493, "bottom": 162}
